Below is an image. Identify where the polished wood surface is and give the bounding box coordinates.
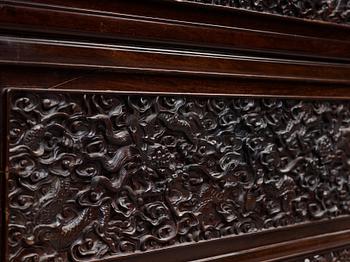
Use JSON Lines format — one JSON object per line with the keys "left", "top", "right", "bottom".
{"left": 1, "top": 1, "right": 350, "bottom": 261}
{"left": 1, "top": 0, "right": 350, "bottom": 61}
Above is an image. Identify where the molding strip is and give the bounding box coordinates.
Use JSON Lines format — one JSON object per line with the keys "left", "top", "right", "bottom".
{"left": 1, "top": 37, "right": 350, "bottom": 84}
{"left": 1, "top": 1, "right": 350, "bottom": 61}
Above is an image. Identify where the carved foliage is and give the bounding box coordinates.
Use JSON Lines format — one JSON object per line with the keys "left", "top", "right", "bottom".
{"left": 7, "top": 90, "right": 350, "bottom": 261}
{"left": 182, "top": 0, "right": 350, "bottom": 24}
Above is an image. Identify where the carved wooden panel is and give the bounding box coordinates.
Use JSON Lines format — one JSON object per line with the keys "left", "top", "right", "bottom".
{"left": 295, "top": 246, "right": 350, "bottom": 261}
{"left": 182, "top": 0, "right": 350, "bottom": 24}
{"left": 6, "top": 89, "right": 350, "bottom": 261}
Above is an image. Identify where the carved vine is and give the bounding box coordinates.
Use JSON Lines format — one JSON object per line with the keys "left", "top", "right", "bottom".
{"left": 182, "top": 0, "right": 350, "bottom": 24}
{"left": 7, "top": 91, "right": 350, "bottom": 261}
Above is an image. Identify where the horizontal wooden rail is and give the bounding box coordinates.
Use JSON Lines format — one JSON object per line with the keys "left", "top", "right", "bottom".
{"left": 1, "top": 37, "right": 350, "bottom": 84}
{"left": 1, "top": 1, "right": 350, "bottom": 61}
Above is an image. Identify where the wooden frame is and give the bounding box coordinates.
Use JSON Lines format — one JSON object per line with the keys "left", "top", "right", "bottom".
{"left": 1, "top": 1, "right": 350, "bottom": 261}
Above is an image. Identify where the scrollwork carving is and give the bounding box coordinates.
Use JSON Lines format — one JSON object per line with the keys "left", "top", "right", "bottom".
{"left": 182, "top": 0, "right": 350, "bottom": 24}
{"left": 7, "top": 90, "right": 350, "bottom": 261}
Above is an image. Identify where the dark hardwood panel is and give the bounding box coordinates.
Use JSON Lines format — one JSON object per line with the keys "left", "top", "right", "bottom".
{"left": 1, "top": 37, "right": 350, "bottom": 84}
{"left": 5, "top": 0, "right": 350, "bottom": 41}
{"left": 1, "top": 2, "right": 350, "bottom": 61}
{"left": 3, "top": 66, "right": 350, "bottom": 99}
{"left": 0, "top": 89, "right": 9, "bottom": 262}
{"left": 5, "top": 89, "right": 350, "bottom": 261}
{"left": 1, "top": 0, "right": 350, "bottom": 261}
{"left": 191, "top": 230, "right": 350, "bottom": 262}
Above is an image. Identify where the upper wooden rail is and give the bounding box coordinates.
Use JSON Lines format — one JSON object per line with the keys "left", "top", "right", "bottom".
{"left": 0, "top": 0, "right": 350, "bottom": 61}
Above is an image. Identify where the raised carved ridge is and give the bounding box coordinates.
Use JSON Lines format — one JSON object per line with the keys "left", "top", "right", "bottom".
{"left": 7, "top": 90, "right": 350, "bottom": 261}
{"left": 181, "top": 0, "right": 350, "bottom": 25}
{"left": 297, "top": 246, "right": 350, "bottom": 261}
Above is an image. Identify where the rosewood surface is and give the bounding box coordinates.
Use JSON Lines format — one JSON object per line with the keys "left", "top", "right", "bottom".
{"left": 1, "top": 1, "right": 350, "bottom": 262}
{"left": 5, "top": 89, "right": 350, "bottom": 261}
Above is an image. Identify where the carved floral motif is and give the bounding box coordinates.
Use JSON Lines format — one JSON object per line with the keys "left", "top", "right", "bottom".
{"left": 7, "top": 90, "right": 350, "bottom": 261}
{"left": 182, "top": 0, "right": 350, "bottom": 24}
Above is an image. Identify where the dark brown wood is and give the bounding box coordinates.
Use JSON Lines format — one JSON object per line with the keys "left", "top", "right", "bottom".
{"left": 1, "top": 89, "right": 9, "bottom": 262}
{"left": 0, "top": 91, "right": 5, "bottom": 262}
{"left": 182, "top": 0, "right": 350, "bottom": 25}
{"left": 1, "top": 1, "right": 350, "bottom": 62}
{"left": 2, "top": 37, "right": 350, "bottom": 85}
{"left": 191, "top": 230, "right": 350, "bottom": 262}
{"left": 1, "top": 1, "right": 350, "bottom": 261}
{"left": 3, "top": 66, "right": 350, "bottom": 99}
{"left": 4, "top": 89, "right": 350, "bottom": 261}
{"left": 286, "top": 245, "right": 350, "bottom": 262}
{"left": 3, "top": 0, "right": 350, "bottom": 40}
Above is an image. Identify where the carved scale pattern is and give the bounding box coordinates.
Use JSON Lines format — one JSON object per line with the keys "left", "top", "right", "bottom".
{"left": 7, "top": 90, "right": 350, "bottom": 261}
{"left": 181, "top": 0, "right": 350, "bottom": 24}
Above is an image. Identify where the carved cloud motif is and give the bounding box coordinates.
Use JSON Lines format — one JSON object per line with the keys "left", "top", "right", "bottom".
{"left": 7, "top": 91, "right": 350, "bottom": 261}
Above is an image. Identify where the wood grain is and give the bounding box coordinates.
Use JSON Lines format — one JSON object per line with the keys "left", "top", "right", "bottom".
{"left": 1, "top": 1, "right": 350, "bottom": 61}
{"left": 1, "top": 0, "right": 350, "bottom": 261}
{"left": 1, "top": 37, "right": 350, "bottom": 84}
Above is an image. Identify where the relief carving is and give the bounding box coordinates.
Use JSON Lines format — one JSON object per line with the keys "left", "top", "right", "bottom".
{"left": 7, "top": 90, "right": 350, "bottom": 261}
{"left": 181, "top": 0, "right": 350, "bottom": 24}
{"left": 300, "top": 246, "right": 350, "bottom": 261}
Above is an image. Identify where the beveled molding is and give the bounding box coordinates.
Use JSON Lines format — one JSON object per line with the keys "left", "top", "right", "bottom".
{"left": 1, "top": 36, "right": 350, "bottom": 86}
{"left": 1, "top": 0, "right": 350, "bottom": 61}
{"left": 1, "top": 2, "right": 350, "bottom": 261}
{"left": 4, "top": 88, "right": 350, "bottom": 261}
